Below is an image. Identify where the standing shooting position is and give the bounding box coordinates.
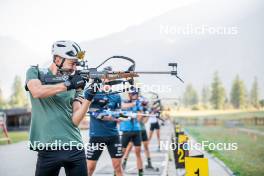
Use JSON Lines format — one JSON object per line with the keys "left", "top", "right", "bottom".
{"left": 148, "top": 99, "right": 162, "bottom": 151}
{"left": 25, "top": 40, "right": 96, "bottom": 176}
{"left": 120, "top": 88, "right": 144, "bottom": 176}
{"left": 85, "top": 66, "right": 135, "bottom": 176}
{"left": 122, "top": 95, "right": 155, "bottom": 170}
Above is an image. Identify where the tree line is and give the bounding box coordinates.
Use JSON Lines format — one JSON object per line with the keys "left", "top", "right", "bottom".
{"left": 0, "top": 73, "right": 263, "bottom": 110}
{"left": 0, "top": 76, "right": 28, "bottom": 109}
{"left": 182, "top": 72, "right": 263, "bottom": 109}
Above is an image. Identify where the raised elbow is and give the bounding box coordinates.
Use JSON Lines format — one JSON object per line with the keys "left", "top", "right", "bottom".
{"left": 31, "top": 91, "right": 43, "bottom": 99}
{"left": 32, "top": 93, "right": 40, "bottom": 99}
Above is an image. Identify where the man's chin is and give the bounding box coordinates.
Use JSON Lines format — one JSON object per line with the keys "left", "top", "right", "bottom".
{"left": 61, "top": 68, "right": 75, "bottom": 74}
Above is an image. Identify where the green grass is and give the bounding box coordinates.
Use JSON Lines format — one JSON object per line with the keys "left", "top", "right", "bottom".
{"left": 185, "top": 126, "right": 264, "bottom": 176}
{"left": 243, "top": 126, "right": 264, "bottom": 132}
{"left": 0, "top": 131, "right": 28, "bottom": 145}
{"left": 174, "top": 110, "right": 264, "bottom": 120}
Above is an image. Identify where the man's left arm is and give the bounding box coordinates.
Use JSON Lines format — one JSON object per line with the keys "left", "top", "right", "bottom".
{"left": 72, "top": 98, "right": 92, "bottom": 126}
{"left": 71, "top": 89, "right": 96, "bottom": 126}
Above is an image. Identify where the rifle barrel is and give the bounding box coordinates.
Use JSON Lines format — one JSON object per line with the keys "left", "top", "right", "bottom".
{"left": 135, "top": 71, "right": 172, "bottom": 74}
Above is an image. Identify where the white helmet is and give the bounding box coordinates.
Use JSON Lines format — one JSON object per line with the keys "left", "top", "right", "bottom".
{"left": 51, "top": 40, "right": 85, "bottom": 60}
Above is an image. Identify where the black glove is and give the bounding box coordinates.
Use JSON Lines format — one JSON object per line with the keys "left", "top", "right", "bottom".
{"left": 65, "top": 74, "right": 86, "bottom": 90}
{"left": 84, "top": 84, "right": 98, "bottom": 101}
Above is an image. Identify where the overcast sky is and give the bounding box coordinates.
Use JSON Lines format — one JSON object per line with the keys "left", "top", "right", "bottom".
{"left": 0, "top": 0, "right": 199, "bottom": 98}
{"left": 0, "top": 0, "right": 198, "bottom": 54}
{"left": 1, "top": 0, "right": 262, "bottom": 100}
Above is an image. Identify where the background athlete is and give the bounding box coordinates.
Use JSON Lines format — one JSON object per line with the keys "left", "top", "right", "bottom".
{"left": 122, "top": 95, "right": 154, "bottom": 170}
{"left": 85, "top": 67, "right": 135, "bottom": 176}
{"left": 148, "top": 106, "right": 162, "bottom": 151}
{"left": 120, "top": 88, "right": 144, "bottom": 176}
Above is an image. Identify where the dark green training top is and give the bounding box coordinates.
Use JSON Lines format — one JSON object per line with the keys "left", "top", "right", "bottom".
{"left": 26, "top": 67, "right": 83, "bottom": 150}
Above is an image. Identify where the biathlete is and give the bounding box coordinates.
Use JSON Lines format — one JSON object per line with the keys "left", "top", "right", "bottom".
{"left": 119, "top": 88, "right": 144, "bottom": 176}
{"left": 85, "top": 67, "right": 135, "bottom": 176}
{"left": 122, "top": 95, "right": 156, "bottom": 171}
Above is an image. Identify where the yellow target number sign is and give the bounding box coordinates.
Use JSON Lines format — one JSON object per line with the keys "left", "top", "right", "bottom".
{"left": 185, "top": 157, "right": 209, "bottom": 176}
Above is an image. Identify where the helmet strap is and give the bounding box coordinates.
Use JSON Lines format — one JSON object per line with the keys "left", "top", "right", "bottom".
{"left": 53, "top": 56, "right": 66, "bottom": 69}
{"left": 59, "top": 58, "right": 66, "bottom": 69}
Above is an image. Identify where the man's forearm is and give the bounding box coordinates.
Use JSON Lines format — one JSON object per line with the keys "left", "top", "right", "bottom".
{"left": 28, "top": 80, "right": 67, "bottom": 98}
{"left": 72, "top": 100, "right": 92, "bottom": 126}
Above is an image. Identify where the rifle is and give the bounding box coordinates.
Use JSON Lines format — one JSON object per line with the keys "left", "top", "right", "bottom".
{"left": 89, "top": 109, "right": 160, "bottom": 121}
{"left": 38, "top": 56, "right": 184, "bottom": 94}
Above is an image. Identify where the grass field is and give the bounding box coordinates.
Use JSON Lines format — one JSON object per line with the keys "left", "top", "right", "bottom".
{"left": 171, "top": 110, "right": 264, "bottom": 176}
{"left": 171, "top": 110, "right": 264, "bottom": 120}
{"left": 243, "top": 125, "right": 264, "bottom": 132}
{"left": 0, "top": 131, "right": 28, "bottom": 145}
{"left": 185, "top": 126, "right": 264, "bottom": 176}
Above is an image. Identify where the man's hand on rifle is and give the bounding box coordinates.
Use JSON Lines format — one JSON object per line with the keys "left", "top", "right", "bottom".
{"left": 65, "top": 74, "right": 86, "bottom": 90}
{"left": 84, "top": 84, "right": 99, "bottom": 101}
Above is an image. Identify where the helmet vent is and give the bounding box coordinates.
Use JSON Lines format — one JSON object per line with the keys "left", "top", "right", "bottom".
{"left": 72, "top": 44, "right": 79, "bottom": 53}
{"left": 66, "top": 51, "right": 75, "bottom": 57}
{"left": 57, "top": 44, "right": 66, "bottom": 47}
